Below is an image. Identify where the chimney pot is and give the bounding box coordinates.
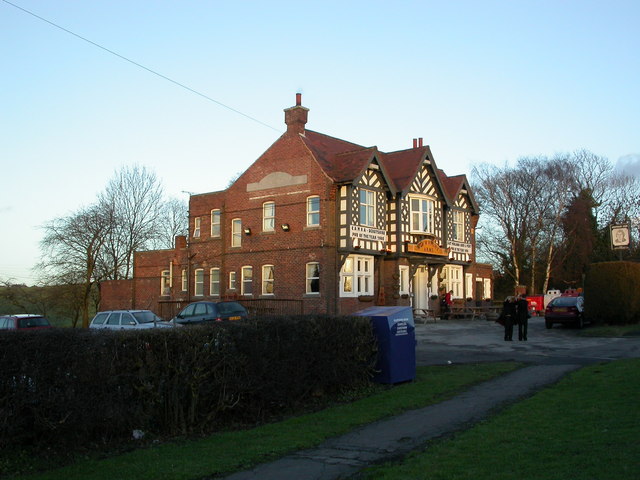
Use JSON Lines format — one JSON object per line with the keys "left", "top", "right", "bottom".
{"left": 419, "top": 138, "right": 423, "bottom": 147}
{"left": 296, "top": 93, "right": 302, "bottom": 106}
{"left": 413, "top": 138, "right": 417, "bottom": 148}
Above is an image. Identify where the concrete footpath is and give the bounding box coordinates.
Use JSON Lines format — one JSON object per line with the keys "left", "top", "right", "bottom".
{"left": 222, "top": 363, "right": 579, "bottom": 480}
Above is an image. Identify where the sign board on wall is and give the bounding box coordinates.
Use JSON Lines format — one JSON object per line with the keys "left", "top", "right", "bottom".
{"left": 406, "top": 239, "right": 449, "bottom": 256}
{"left": 350, "top": 225, "right": 386, "bottom": 242}
{"left": 448, "top": 241, "right": 473, "bottom": 254}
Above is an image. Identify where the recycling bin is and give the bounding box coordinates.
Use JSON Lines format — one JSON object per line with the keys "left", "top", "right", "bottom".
{"left": 355, "top": 306, "right": 416, "bottom": 384}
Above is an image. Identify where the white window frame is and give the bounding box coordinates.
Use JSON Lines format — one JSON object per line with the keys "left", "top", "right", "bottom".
{"left": 442, "top": 265, "right": 463, "bottom": 299}
{"left": 231, "top": 218, "right": 242, "bottom": 247}
{"left": 181, "top": 269, "right": 187, "bottom": 292}
{"left": 399, "top": 265, "right": 410, "bottom": 295}
{"left": 262, "top": 265, "right": 275, "bottom": 295}
{"left": 483, "top": 278, "right": 492, "bottom": 300}
{"left": 306, "top": 262, "right": 320, "bottom": 294}
{"left": 465, "top": 273, "right": 473, "bottom": 300}
{"left": 307, "top": 196, "right": 320, "bottom": 227}
{"left": 359, "top": 189, "right": 376, "bottom": 227}
{"left": 194, "top": 268, "right": 204, "bottom": 296}
{"left": 193, "top": 217, "right": 201, "bottom": 238}
{"left": 229, "top": 271, "right": 237, "bottom": 290}
{"left": 340, "top": 255, "right": 374, "bottom": 297}
{"left": 409, "top": 195, "right": 435, "bottom": 234}
{"left": 210, "top": 268, "right": 220, "bottom": 297}
{"left": 161, "top": 270, "right": 171, "bottom": 296}
{"left": 241, "top": 266, "right": 253, "bottom": 296}
{"left": 453, "top": 210, "right": 465, "bottom": 242}
{"left": 262, "top": 202, "right": 275, "bottom": 232}
{"left": 211, "top": 209, "right": 221, "bottom": 238}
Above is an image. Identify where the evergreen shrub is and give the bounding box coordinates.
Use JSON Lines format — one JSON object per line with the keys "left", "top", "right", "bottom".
{"left": 0, "top": 315, "right": 376, "bottom": 449}
{"left": 584, "top": 261, "right": 640, "bottom": 325}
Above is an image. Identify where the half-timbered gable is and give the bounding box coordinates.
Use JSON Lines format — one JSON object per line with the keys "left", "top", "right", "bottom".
{"left": 440, "top": 173, "right": 479, "bottom": 264}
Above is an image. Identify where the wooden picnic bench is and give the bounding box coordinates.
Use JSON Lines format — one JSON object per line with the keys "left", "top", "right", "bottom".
{"left": 413, "top": 308, "right": 438, "bottom": 324}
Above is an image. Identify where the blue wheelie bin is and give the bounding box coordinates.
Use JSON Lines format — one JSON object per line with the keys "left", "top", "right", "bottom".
{"left": 355, "top": 306, "right": 416, "bottom": 384}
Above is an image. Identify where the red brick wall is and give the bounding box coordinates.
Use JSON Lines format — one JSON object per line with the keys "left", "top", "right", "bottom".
{"left": 100, "top": 280, "right": 134, "bottom": 310}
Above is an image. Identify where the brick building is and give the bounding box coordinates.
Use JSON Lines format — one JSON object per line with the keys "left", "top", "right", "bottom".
{"left": 100, "top": 94, "right": 493, "bottom": 319}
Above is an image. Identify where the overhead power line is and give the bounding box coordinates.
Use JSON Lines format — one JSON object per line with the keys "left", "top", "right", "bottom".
{"left": 2, "top": 0, "right": 281, "bottom": 132}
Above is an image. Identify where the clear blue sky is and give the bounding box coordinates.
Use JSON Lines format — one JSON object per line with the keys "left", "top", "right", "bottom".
{"left": 1, "top": 0, "right": 639, "bottom": 285}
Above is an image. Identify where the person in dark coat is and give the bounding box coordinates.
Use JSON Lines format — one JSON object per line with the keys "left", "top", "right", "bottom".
{"left": 501, "top": 296, "right": 517, "bottom": 341}
{"left": 516, "top": 293, "right": 530, "bottom": 341}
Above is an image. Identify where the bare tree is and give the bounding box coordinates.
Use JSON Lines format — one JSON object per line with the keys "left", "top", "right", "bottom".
{"left": 38, "top": 204, "right": 113, "bottom": 327}
{"left": 472, "top": 162, "right": 531, "bottom": 291}
{"left": 98, "top": 165, "right": 164, "bottom": 280}
{"left": 473, "top": 150, "right": 640, "bottom": 296}
{"left": 150, "top": 197, "right": 188, "bottom": 250}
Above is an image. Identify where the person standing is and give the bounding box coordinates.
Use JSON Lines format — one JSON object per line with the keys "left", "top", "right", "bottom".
{"left": 516, "top": 293, "right": 529, "bottom": 341}
{"left": 443, "top": 289, "right": 453, "bottom": 319}
{"left": 501, "top": 296, "right": 517, "bottom": 341}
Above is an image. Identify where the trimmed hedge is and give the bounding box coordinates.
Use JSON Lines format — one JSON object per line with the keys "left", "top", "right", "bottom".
{"left": 584, "top": 261, "right": 640, "bottom": 325}
{"left": 0, "top": 315, "right": 376, "bottom": 449}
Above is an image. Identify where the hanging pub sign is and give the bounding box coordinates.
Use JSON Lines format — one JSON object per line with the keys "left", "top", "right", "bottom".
{"left": 610, "top": 224, "right": 631, "bottom": 250}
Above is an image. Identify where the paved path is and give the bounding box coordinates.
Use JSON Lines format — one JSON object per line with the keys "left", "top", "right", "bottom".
{"left": 221, "top": 318, "right": 640, "bottom": 480}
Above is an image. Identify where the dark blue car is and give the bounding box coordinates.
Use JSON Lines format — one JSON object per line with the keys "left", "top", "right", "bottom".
{"left": 173, "top": 301, "right": 248, "bottom": 325}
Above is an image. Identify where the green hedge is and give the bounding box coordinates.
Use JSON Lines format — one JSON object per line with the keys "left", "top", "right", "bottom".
{"left": 0, "top": 315, "right": 376, "bottom": 449}
{"left": 584, "top": 261, "right": 640, "bottom": 325}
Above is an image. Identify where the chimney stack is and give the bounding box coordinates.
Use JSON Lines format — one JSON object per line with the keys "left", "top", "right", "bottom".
{"left": 284, "top": 93, "right": 309, "bottom": 135}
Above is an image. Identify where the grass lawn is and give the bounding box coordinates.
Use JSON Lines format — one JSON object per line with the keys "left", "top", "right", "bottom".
{"left": 6, "top": 363, "right": 518, "bottom": 480}
{"left": 580, "top": 323, "right": 640, "bottom": 337}
{"left": 361, "top": 358, "right": 640, "bottom": 480}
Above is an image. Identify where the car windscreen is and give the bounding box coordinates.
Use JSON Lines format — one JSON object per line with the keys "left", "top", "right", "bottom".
{"left": 18, "top": 317, "right": 50, "bottom": 328}
{"left": 217, "top": 302, "right": 246, "bottom": 314}
{"left": 550, "top": 297, "right": 579, "bottom": 307}
{"left": 132, "top": 311, "right": 160, "bottom": 324}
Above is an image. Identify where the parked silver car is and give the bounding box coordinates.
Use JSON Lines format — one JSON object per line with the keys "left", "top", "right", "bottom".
{"left": 89, "top": 310, "right": 179, "bottom": 330}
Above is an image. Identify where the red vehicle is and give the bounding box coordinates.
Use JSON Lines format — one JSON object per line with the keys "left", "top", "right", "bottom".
{"left": 0, "top": 314, "right": 53, "bottom": 330}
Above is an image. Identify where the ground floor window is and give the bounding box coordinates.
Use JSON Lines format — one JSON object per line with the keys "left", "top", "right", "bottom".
{"left": 210, "top": 268, "right": 220, "bottom": 296}
{"left": 399, "top": 265, "right": 410, "bottom": 295}
{"left": 442, "top": 265, "right": 463, "bottom": 298}
{"left": 161, "top": 270, "right": 170, "bottom": 296}
{"left": 340, "top": 255, "right": 374, "bottom": 297}
{"left": 262, "top": 265, "right": 274, "bottom": 295}
{"left": 241, "top": 266, "right": 253, "bottom": 296}
{"left": 306, "top": 262, "right": 320, "bottom": 294}
{"left": 483, "top": 278, "right": 492, "bottom": 300}
{"left": 194, "top": 269, "right": 204, "bottom": 296}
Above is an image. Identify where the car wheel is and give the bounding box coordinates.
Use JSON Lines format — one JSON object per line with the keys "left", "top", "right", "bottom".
{"left": 545, "top": 319, "right": 553, "bottom": 329}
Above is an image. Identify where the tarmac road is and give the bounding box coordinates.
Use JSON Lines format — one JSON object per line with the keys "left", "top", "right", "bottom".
{"left": 416, "top": 316, "right": 640, "bottom": 366}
